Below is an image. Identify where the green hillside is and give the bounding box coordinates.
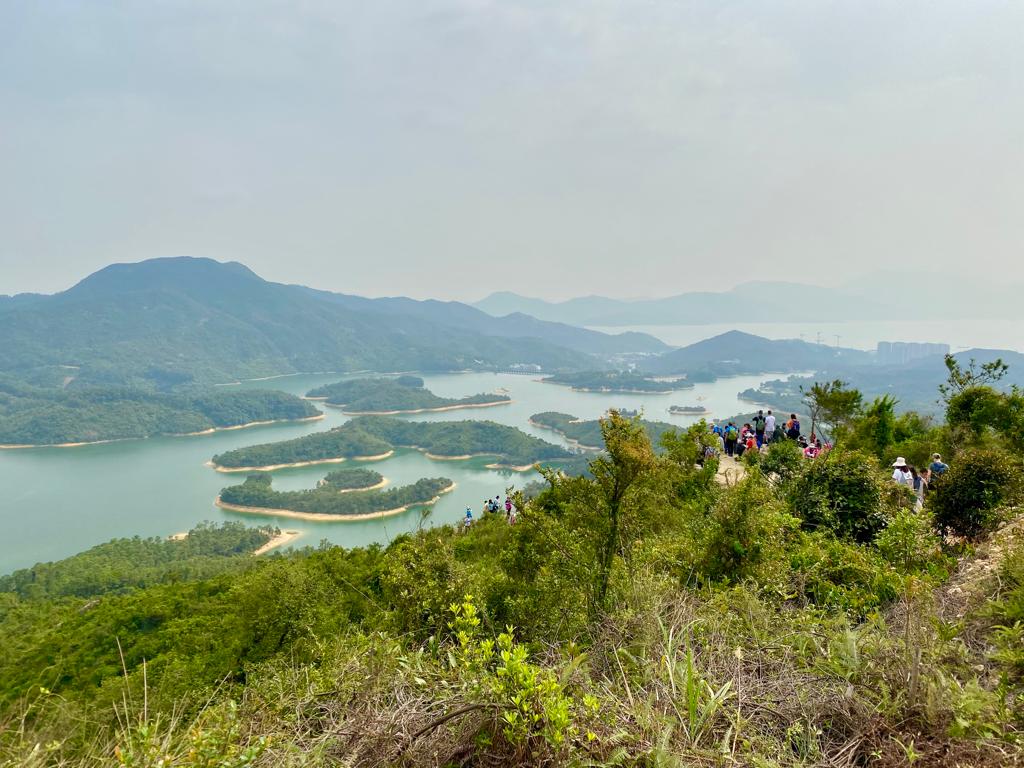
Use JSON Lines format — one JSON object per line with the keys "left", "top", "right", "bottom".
{"left": 305, "top": 375, "right": 510, "bottom": 413}
{"left": 0, "top": 379, "right": 321, "bottom": 445}
{"left": 211, "top": 415, "right": 573, "bottom": 470}
{"left": 2, "top": 368, "right": 1024, "bottom": 766}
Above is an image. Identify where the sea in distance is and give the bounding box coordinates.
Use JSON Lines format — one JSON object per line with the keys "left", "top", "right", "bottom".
{"left": 0, "top": 370, "right": 779, "bottom": 573}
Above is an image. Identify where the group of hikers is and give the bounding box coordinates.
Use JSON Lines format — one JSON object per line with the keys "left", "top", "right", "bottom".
{"left": 891, "top": 453, "right": 949, "bottom": 510}
{"left": 462, "top": 495, "right": 516, "bottom": 529}
{"left": 710, "top": 409, "right": 827, "bottom": 460}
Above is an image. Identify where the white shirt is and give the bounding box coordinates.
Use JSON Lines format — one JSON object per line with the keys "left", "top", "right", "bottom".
{"left": 892, "top": 468, "right": 912, "bottom": 487}
{"left": 765, "top": 414, "right": 776, "bottom": 433}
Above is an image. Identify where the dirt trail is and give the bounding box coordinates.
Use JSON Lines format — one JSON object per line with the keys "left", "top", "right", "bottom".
{"left": 942, "top": 508, "right": 1023, "bottom": 620}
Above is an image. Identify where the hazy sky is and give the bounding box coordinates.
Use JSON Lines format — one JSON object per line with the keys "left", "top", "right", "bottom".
{"left": 2, "top": 1, "right": 1022, "bottom": 301}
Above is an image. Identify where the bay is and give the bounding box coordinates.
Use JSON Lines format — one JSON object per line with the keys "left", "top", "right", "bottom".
{"left": 0, "top": 371, "right": 774, "bottom": 572}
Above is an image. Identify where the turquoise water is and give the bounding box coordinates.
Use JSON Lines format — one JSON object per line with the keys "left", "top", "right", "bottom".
{"left": 0, "top": 371, "right": 776, "bottom": 572}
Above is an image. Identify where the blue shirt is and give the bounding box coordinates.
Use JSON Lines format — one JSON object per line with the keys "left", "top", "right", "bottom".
{"left": 930, "top": 461, "right": 948, "bottom": 475}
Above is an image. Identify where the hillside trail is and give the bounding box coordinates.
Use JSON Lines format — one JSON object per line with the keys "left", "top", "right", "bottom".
{"left": 715, "top": 455, "right": 747, "bottom": 486}
{"left": 941, "top": 507, "right": 1023, "bottom": 621}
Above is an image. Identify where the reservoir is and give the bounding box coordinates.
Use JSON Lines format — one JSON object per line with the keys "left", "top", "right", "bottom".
{"left": 0, "top": 371, "right": 779, "bottom": 572}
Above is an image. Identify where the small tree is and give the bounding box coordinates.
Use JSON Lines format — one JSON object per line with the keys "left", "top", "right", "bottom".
{"left": 939, "top": 354, "right": 1007, "bottom": 403}
{"left": 800, "top": 380, "right": 863, "bottom": 442}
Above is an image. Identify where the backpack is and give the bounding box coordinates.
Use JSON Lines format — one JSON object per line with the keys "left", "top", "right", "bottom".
{"left": 753, "top": 416, "right": 766, "bottom": 430}
{"left": 725, "top": 426, "right": 738, "bottom": 440}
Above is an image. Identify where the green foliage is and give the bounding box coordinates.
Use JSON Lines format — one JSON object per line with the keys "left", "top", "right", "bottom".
{"left": 785, "top": 450, "right": 887, "bottom": 543}
{"left": 530, "top": 410, "right": 677, "bottom": 451}
{"left": 219, "top": 473, "right": 451, "bottom": 517}
{"left": 875, "top": 508, "right": 949, "bottom": 578}
{"left": 758, "top": 438, "right": 804, "bottom": 483}
{"left": 931, "top": 448, "right": 1016, "bottom": 539}
{"left": 305, "top": 376, "right": 509, "bottom": 413}
{"left": 320, "top": 467, "right": 384, "bottom": 490}
{"left": 212, "top": 416, "right": 571, "bottom": 469}
{"left": 0, "top": 522, "right": 271, "bottom": 600}
{"left": 800, "top": 379, "right": 863, "bottom": 439}
{"left": 542, "top": 370, "right": 692, "bottom": 393}
{"left": 0, "top": 383, "right": 320, "bottom": 445}
{"left": 701, "top": 470, "right": 798, "bottom": 583}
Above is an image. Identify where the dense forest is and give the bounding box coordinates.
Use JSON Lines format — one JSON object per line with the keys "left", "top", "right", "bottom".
{"left": 305, "top": 375, "right": 510, "bottom": 413}
{"left": 1, "top": 361, "right": 1023, "bottom": 766}
{"left": 219, "top": 474, "right": 453, "bottom": 517}
{"left": 542, "top": 370, "right": 693, "bottom": 393}
{"left": 319, "top": 467, "right": 385, "bottom": 490}
{"left": 0, "top": 379, "right": 321, "bottom": 445}
{"left": 530, "top": 410, "right": 677, "bottom": 450}
{"left": 212, "top": 415, "right": 573, "bottom": 470}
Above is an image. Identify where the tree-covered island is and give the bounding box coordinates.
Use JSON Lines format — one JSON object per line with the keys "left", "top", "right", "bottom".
{"left": 529, "top": 410, "right": 678, "bottom": 450}
{"left": 318, "top": 467, "right": 386, "bottom": 491}
{"left": 541, "top": 370, "right": 693, "bottom": 393}
{"left": 210, "top": 415, "right": 573, "bottom": 471}
{"left": 305, "top": 375, "right": 510, "bottom": 414}
{"left": 217, "top": 473, "right": 453, "bottom": 519}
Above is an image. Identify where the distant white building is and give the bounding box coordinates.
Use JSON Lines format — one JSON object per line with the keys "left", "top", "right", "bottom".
{"left": 876, "top": 341, "right": 950, "bottom": 365}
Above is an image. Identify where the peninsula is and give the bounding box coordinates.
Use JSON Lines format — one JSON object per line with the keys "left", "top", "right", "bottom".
{"left": 305, "top": 375, "right": 510, "bottom": 414}
{"left": 541, "top": 370, "right": 693, "bottom": 394}
{"left": 0, "top": 384, "right": 323, "bottom": 448}
{"left": 210, "top": 415, "right": 572, "bottom": 471}
{"left": 217, "top": 473, "right": 454, "bottom": 520}
{"left": 530, "top": 411, "right": 678, "bottom": 451}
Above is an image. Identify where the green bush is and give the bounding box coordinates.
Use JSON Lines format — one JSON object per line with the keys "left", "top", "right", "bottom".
{"left": 759, "top": 439, "right": 804, "bottom": 484}
{"left": 931, "top": 448, "right": 1016, "bottom": 539}
{"left": 785, "top": 450, "right": 885, "bottom": 543}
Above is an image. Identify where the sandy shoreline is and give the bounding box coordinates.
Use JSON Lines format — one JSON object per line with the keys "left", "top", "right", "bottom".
{"left": 538, "top": 380, "right": 690, "bottom": 395}
{"left": 167, "top": 528, "right": 303, "bottom": 555}
{"left": 527, "top": 419, "right": 603, "bottom": 452}
{"left": 318, "top": 476, "right": 389, "bottom": 493}
{"left": 209, "top": 450, "right": 394, "bottom": 473}
{"left": 332, "top": 399, "right": 512, "bottom": 416}
{"left": 0, "top": 413, "right": 326, "bottom": 451}
{"left": 215, "top": 481, "right": 457, "bottom": 522}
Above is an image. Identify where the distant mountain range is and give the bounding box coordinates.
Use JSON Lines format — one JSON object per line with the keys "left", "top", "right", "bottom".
{"left": 640, "top": 330, "right": 872, "bottom": 376}
{"left": 474, "top": 277, "right": 1023, "bottom": 326}
{"left": 0, "top": 258, "right": 666, "bottom": 387}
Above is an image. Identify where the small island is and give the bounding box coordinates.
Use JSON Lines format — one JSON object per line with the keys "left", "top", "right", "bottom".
{"left": 305, "top": 375, "right": 510, "bottom": 415}
{"left": 541, "top": 370, "right": 693, "bottom": 394}
{"left": 317, "top": 467, "right": 387, "bottom": 492}
{"left": 0, "top": 386, "right": 323, "bottom": 448}
{"left": 529, "top": 410, "right": 678, "bottom": 451}
{"left": 669, "top": 405, "right": 711, "bottom": 415}
{"left": 210, "top": 415, "right": 573, "bottom": 472}
{"left": 217, "top": 473, "right": 454, "bottom": 521}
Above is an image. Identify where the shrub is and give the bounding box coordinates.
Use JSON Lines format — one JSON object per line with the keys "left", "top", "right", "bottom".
{"left": 785, "top": 450, "right": 885, "bottom": 543}
{"left": 759, "top": 439, "right": 804, "bottom": 484}
{"left": 930, "top": 448, "right": 1016, "bottom": 539}
{"left": 875, "top": 507, "right": 949, "bottom": 578}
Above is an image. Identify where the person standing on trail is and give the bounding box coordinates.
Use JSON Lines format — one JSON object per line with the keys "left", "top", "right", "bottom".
{"left": 464, "top": 507, "right": 474, "bottom": 530}
{"left": 786, "top": 414, "right": 801, "bottom": 440}
{"left": 930, "top": 453, "right": 949, "bottom": 475}
{"left": 753, "top": 410, "right": 767, "bottom": 447}
{"left": 891, "top": 457, "right": 913, "bottom": 488}
{"left": 723, "top": 422, "right": 739, "bottom": 457}
{"left": 505, "top": 496, "right": 513, "bottom": 518}
{"left": 764, "top": 410, "right": 776, "bottom": 443}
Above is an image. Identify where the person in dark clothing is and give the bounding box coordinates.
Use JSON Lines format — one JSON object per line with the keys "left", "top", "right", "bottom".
{"left": 752, "top": 410, "right": 767, "bottom": 447}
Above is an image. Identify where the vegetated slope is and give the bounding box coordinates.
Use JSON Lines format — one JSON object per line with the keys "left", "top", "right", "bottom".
{"left": 0, "top": 522, "right": 273, "bottom": 600}
{"left": 211, "top": 416, "right": 573, "bottom": 470}
{"left": 305, "top": 375, "right": 510, "bottom": 413}
{"left": 542, "top": 370, "right": 692, "bottom": 393}
{"left": 0, "top": 380, "right": 321, "bottom": 445}
{"left": 529, "top": 410, "right": 677, "bottom": 450}
{"left": 219, "top": 473, "right": 452, "bottom": 517}
{"left": 0, "top": 257, "right": 650, "bottom": 387}
{"left": 642, "top": 330, "right": 871, "bottom": 375}
{"left": 319, "top": 468, "right": 384, "bottom": 490}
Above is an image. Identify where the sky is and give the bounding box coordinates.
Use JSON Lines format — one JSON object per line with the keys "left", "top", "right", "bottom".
{"left": 1, "top": 1, "right": 1022, "bottom": 302}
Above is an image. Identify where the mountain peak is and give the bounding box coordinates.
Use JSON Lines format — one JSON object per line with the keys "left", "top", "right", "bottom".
{"left": 66, "top": 257, "right": 264, "bottom": 297}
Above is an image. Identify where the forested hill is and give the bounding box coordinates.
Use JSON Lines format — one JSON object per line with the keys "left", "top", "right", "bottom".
{"left": 641, "top": 330, "right": 871, "bottom": 376}
{"left": 0, "top": 257, "right": 666, "bottom": 387}
{"left": 305, "top": 375, "right": 510, "bottom": 413}
{"left": 0, "top": 382, "right": 321, "bottom": 446}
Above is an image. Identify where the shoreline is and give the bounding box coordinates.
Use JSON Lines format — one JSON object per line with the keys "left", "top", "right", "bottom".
{"left": 527, "top": 418, "right": 603, "bottom": 452}
{"left": 208, "top": 450, "right": 394, "bottom": 473}
{"left": 538, "top": 380, "right": 691, "bottom": 395}
{"left": 167, "top": 527, "right": 303, "bottom": 555}
{"left": 668, "top": 408, "right": 712, "bottom": 417}
{"left": 318, "top": 476, "right": 389, "bottom": 493}
{"left": 0, "top": 413, "right": 326, "bottom": 451}
{"left": 331, "top": 399, "right": 512, "bottom": 416}
{"left": 215, "top": 481, "right": 457, "bottom": 522}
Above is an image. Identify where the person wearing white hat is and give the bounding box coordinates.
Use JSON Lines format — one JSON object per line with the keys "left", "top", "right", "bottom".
{"left": 891, "top": 457, "right": 913, "bottom": 487}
